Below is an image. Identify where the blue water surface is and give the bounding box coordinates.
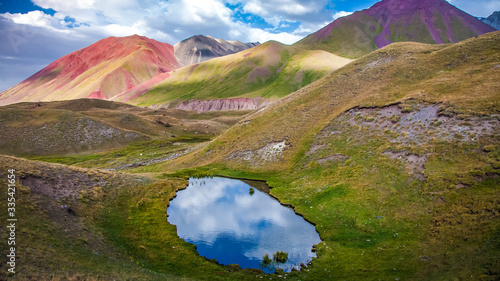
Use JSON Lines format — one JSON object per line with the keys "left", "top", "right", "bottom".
{"left": 167, "top": 177, "right": 321, "bottom": 273}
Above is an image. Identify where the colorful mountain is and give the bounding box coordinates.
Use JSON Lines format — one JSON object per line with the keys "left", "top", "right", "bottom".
{"left": 479, "top": 11, "right": 500, "bottom": 30}
{"left": 0, "top": 35, "right": 180, "bottom": 106}
{"left": 113, "top": 41, "right": 352, "bottom": 108}
{"left": 296, "top": 0, "right": 496, "bottom": 58}
{"left": 174, "top": 35, "right": 259, "bottom": 66}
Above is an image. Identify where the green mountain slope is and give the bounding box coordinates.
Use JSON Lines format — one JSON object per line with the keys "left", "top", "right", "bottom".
{"left": 176, "top": 32, "right": 500, "bottom": 169}
{"left": 113, "top": 41, "right": 352, "bottom": 107}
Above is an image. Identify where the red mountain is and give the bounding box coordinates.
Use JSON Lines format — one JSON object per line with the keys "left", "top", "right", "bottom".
{"left": 0, "top": 35, "right": 180, "bottom": 106}
{"left": 296, "top": 0, "right": 497, "bottom": 58}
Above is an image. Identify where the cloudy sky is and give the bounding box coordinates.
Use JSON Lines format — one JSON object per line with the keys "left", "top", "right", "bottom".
{"left": 0, "top": 0, "right": 498, "bottom": 91}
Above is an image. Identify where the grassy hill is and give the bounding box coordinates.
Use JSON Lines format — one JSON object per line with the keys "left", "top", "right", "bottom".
{"left": 114, "top": 41, "right": 352, "bottom": 107}
{"left": 0, "top": 155, "right": 272, "bottom": 280}
{"left": 168, "top": 32, "right": 500, "bottom": 169}
{"left": 131, "top": 31, "right": 500, "bottom": 280}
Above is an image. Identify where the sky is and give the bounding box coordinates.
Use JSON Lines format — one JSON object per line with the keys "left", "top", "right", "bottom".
{"left": 0, "top": 0, "right": 499, "bottom": 92}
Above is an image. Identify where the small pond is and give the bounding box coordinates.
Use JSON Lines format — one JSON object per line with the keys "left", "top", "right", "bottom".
{"left": 167, "top": 177, "right": 321, "bottom": 273}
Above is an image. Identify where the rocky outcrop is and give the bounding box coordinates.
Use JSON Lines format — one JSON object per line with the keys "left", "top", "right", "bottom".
{"left": 175, "top": 97, "right": 269, "bottom": 112}
{"left": 174, "top": 35, "right": 259, "bottom": 66}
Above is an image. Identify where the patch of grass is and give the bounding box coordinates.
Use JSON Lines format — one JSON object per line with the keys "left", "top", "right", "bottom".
{"left": 262, "top": 254, "right": 272, "bottom": 265}
{"left": 273, "top": 251, "right": 289, "bottom": 263}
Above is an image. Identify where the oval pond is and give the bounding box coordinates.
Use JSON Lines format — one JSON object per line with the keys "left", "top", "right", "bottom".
{"left": 167, "top": 177, "right": 321, "bottom": 273}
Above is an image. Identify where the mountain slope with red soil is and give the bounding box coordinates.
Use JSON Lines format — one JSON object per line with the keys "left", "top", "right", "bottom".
{"left": 174, "top": 35, "right": 259, "bottom": 66}
{"left": 0, "top": 35, "right": 180, "bottom": 106}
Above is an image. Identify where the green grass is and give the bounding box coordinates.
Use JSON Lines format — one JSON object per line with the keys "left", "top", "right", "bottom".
{"left": 159, "top": 133, "right": 499, "bottom": 280}
{"left": 127, "top": 33, "right": 500, "bottom": 280}
{"left": 1, "top": 33, "right": 498, "bottom": 281}
{"left": 295, "top": 13, "right": 378, "bottom": 59}
{"left": 0, "top": 156, "right": 190, "bottom": 281}
{"left": 273, "top": 251, "right": 289, "bottom": 263}
{"left": 28, "top": 137, "right": 209, "bottom": 169}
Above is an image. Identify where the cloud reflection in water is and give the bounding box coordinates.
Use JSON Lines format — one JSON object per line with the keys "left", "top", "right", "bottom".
{"left": 167, "top": 177, "right": 321, "bottom": 272}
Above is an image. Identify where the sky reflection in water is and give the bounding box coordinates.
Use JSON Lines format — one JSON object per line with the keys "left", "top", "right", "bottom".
{"left": 167, "top": 177, "right": 321, "bottom": 273}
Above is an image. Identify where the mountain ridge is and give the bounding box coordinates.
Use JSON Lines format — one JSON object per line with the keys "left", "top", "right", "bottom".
{"left": 0, "top": 35, "right": 180, "bottom": 106}
{"left": 479, "top": 11, "right": 500, "bottom": 30}
{"left": 174, "top": 35, "right": 259, "bottom": 66}
{"left": 296, "top": 0, "right": 496, "bottom": 58}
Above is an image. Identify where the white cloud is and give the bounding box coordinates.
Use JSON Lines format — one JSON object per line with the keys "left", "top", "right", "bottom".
{"left": 332, "top": 11, "right": 354, "bottom": 20}
{"left": 243, "top": 0, "right": 326, "bottom": 17}
{"left": 279, "top": 3, "right": 315, "bottom": 16}
{"left": 243, "top": 1, "right": 267, "bottom": 16}
{"left": 2, "top": 0, "right": 321, "bottom": 47}
{"left": 243, "top": 25, "right": 303, "bottom": 44}
{"left": 162, "top": 0, "right": 234, "bottom": 26}
{"left": 241, "top": 0, "right": 332, "bottom": 27}
{"left": 33, "top": 0, "right": 144, "bottom": 26}
{"left": 2, "top": 10, "right": 69, "bottom": 32}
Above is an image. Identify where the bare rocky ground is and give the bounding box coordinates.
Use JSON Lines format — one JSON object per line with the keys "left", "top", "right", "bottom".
{"left": 305, "top": 101, "right": 499, "bottom": 179}
{"left": 329, "top": 102, "right": 499, "bottom": 146}
{"left": 227, "top": 140, "right": 290, "bottom": 165}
